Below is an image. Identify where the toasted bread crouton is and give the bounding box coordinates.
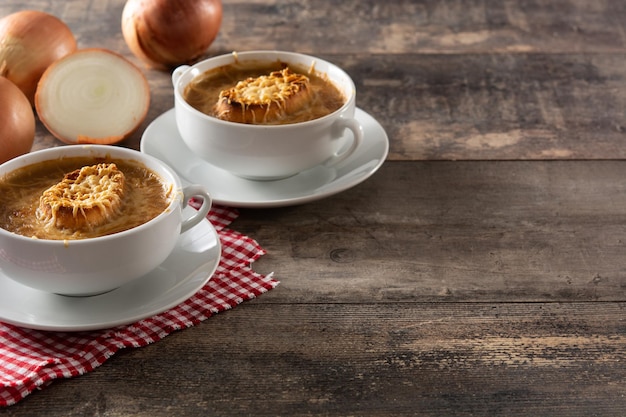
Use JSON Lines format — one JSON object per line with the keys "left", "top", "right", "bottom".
{"left": 215, "top": 68, "right": 311, "bottom": 124}
{"left": 37, "top": 163, "right": 125, "bottom": 230}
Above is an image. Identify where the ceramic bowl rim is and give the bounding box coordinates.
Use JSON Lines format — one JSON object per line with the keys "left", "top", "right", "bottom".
{"left": 172, "top": 50, "right": 358, "bottom": 129}
{"left": 0, "top": 144, "right": 183, "bottom": 245}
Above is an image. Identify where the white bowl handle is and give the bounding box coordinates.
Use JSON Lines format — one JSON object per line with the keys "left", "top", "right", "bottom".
{"left": 180, "top": 184, "right": 212, "bottom": 233}
{"left": 324, "top": 116, "right": 364, "bottom": 167}
{"left": 172, "top": 65, "right": 190, "bottom": 87}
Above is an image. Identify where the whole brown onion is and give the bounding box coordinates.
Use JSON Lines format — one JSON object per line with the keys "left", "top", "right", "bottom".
{"left": 0, "top": 10, "right": 77, "bottom": 105}
{"left": 0, "top": 76, "right": 35, "bottom": 164}
{"left": 121, "top": 0, "right": 222, "bottom": 70}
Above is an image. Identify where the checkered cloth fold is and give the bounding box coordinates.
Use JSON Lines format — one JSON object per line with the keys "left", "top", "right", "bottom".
{"left": 0, "top": 205, "right": 278, "bottom": 406}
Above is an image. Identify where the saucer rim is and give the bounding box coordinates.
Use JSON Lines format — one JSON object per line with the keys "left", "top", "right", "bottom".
{"left": 0, "top": 213, "right": 221, "bottom": 332}
{"left": 140, "top": 107, "right": 389, "bottom": 208}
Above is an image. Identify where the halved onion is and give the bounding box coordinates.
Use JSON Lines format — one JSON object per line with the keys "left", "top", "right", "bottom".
{"left": 35, "top": 48, "right": 150, "bottom": 145}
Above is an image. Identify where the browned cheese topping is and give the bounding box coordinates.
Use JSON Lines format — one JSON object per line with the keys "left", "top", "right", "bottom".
{"left": 215, "top": 67, "right": 311, "bottom": 124}
{"left": 37, "top": 163, "right": 126, "bottom": 230}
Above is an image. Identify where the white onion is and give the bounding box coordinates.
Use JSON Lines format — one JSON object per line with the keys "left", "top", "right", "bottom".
{"left": 35, "top": 48, "right": 150, "bottom": 145}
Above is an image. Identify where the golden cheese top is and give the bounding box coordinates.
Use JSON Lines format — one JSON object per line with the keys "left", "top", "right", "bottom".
{"left": 219, "top": 68, "right": 310, "bottom": 106}
{"left": 38, "top": 163, "right": 125, "bottom": 224}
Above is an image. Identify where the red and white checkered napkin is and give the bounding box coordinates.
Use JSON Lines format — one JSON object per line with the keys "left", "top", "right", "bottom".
{"left": 0, "top": 205, "right": 279, "bottom": 407}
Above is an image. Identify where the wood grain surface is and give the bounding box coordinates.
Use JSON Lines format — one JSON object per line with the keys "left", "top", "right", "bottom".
{"left": 6, "top": 0, "right": 626, "bottom": 160}
{"left": 2, "top": 0, "right": 626, "bottom": 416}
{"left": 5, "top": 301, "right": 626, "bottom": 416}
{"left": 238, "top": 161, "right": 626, "bottom": 303}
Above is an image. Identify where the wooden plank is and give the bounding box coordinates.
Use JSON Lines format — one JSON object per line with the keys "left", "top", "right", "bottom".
{"left": 217, "top": 0, "right": 626, "bottom": 55}
{"left": 5, "top": 0, "right": 626, "bottom": 55}
{"left": 26, "top": 52, "right": 626, "bottom": 161}
{"left": 233, "top": 161, "right": 626, "bottom": 303}
{"left": 6, "top": 302, "right": 626, "bottom": 416}
{"left": 3, "top": 1, "right": 626, "bottom": 160}
{"left": 348, "top": 52, "right": 626, "bottom": 161}
{"left": 2, "top": 1, "right": 626, "bottom": 416}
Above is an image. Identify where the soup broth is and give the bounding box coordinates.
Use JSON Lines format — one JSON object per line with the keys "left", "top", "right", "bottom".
{"left": 0, "top": 156, "right": 171, "bottom": 240}
{"left": 183, "top": 60, "right": 346, "bottom": 125}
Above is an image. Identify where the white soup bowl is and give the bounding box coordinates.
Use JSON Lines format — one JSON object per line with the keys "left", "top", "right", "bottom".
{"left": 172, "top": 50, "right": 364, "bottom": 180}
{"left": 0, "top": 145, "right": 212, "bottom": 296}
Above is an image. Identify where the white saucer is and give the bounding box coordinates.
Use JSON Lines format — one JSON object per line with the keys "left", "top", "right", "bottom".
{"left": 0, "top": 207, "right": 221, "bottom": 332}
{"left": 140, "top": 108, "right": 389, "bottom": 208}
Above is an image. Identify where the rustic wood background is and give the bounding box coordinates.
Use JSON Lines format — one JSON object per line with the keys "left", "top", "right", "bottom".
{"left": 3, "top": 0, "right": 626, "bottom": 416}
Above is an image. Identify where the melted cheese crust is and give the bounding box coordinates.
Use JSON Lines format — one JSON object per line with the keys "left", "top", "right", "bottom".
{"left": 220, "top": 68, "right": 309, "bottom": 106}
{"left": 215, "top": 68, "right": 311, "bottom": 124}
{"left": 37, "top": 163, "right": 126, "bottom": 230}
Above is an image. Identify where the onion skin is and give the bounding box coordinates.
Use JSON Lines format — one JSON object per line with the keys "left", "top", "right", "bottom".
{"left": 0, "top": 10, "right": 77, "bottom": 105}
{"left": 0, "top": 77, "right": 35, "bottom": 164}
{"left": 122, "top": 0, "right": 222, "bottom": 70}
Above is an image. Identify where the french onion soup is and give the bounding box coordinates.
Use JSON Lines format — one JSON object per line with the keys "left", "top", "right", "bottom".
{"left": 183, "top": 60, "right": 345, "bottom": 125}
{"left": 0, "top": 156, "right": 172, "bottom": 240}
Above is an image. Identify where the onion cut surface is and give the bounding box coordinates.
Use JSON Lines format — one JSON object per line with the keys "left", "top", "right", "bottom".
{"left": 35, "top": 48, "right": 150, "bottom": 144}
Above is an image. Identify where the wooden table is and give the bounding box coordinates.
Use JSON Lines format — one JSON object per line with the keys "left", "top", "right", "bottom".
{"left": 3, "top": 0, "right": 626, "bottom": 415}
